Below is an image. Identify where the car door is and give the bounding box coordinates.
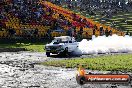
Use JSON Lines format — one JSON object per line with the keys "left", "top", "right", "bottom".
{"left": 68, "top": 40, "right": 78, "bottom": 52}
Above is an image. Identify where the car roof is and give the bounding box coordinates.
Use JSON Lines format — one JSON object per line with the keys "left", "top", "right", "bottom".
{"left": 54, "top": 36, "right": 76, "bottom": 41}
{"left": 53, "top": 29, "right": 65, "bottom": 32}
{"left": 54, "top": 36, "right": 71, "bottom": 39}
{"left": 55, "top": 36, "right": 74, "bottom": 41}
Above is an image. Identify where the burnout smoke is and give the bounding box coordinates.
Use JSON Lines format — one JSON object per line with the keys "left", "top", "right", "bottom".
{"left": 77, "top": 35, "right": 132, "bottom": 55}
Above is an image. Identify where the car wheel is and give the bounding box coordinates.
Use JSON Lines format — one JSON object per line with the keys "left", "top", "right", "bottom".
{"left": 59, "top": 48, "right": 69, "bottom": 57}
{"left": 64, "top": 47, "right": 69, "bottom": 57}
{"left": 46, "top": 52, "right": 50, "bottom": 57}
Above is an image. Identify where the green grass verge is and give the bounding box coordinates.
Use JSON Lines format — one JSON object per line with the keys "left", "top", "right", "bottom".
{"left": 42, "top": 54, "right": 132, "bottom": 71}
{"left": 0, "top": 42, "right": 46, "bottom": 52}
{"left": 0, "top": 38, "right": 52, "bottom": 52}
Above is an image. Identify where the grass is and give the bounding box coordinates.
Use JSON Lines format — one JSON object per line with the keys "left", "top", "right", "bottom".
{"left": 0, "top": 42, "right": 46, "bottom": 52}
{"left": 0, "top": 39, "right": 51, "bottom": 52}
{"left": 42, "top": 54, "right": 132, "bottom": 71}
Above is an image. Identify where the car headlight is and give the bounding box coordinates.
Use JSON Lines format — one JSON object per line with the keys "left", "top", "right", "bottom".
{"left": 57, "top": 45, "right": 63, "bottom": 49}
{"left": 45, "top": 46, "right": 49, "bottom": 49}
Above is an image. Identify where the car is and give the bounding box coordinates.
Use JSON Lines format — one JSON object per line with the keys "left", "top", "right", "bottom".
{"left": 45, "top": 36, "right": 79, "bottom": 57}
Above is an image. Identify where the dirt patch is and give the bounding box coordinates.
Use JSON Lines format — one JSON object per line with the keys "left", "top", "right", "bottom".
{"left": 0, "top": 52, "right": 131, "bottom": 88}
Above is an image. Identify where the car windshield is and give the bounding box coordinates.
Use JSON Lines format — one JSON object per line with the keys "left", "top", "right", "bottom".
{"left": 52, "top": 38, "right": 68, "bottom": 44}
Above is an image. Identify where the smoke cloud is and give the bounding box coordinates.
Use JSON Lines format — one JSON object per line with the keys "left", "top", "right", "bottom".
{"left": 76, "top": 35, "right": 132, "bottom": 55}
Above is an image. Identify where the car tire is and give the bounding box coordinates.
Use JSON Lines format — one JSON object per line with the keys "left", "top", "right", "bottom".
{"left": 60, "top": 48, "right": 69, "bottom": 57}
{"left": 64, "top": 47, "right": 69, "bottom": 57}
{"left": 46, "top": 52, "right": 50, "bottom": 57}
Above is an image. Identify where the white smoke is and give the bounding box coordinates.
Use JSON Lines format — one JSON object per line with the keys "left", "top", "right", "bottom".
{"left": 76, "top": 35, "right": 132, "bottom": 55}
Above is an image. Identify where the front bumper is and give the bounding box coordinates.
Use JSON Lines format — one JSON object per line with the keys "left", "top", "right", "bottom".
{"left": 45, "top": 48, "right": 65, "bottom": 53}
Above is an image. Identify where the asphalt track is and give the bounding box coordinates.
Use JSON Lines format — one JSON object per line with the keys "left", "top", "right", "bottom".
{"left": 0, "top": 52, "right": 131, "bottom": 88}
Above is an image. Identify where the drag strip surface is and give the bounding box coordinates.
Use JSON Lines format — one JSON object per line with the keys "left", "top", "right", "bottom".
{"left": 0, "top": 52, "right": 131, "bottom": 88}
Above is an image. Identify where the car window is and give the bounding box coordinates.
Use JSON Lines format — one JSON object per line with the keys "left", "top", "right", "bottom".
{"left": 69, "top": 41, "right": 72, "bottom": 43}
{"left": 63, "top": 41, "right": 68, "bottom": 43}
{"left": 52, "top": 39, "right": 60, "bottom": 44}
{"left": 52, "top": 38, "right": 69, "bottom": 44}
{"left": 59, "top": 41, "right": 68, "bottom": 43}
